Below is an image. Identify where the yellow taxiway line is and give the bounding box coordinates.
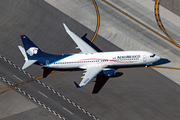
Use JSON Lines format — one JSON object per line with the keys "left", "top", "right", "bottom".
{"left": 150, "top": 66, "right": 180, "bottom": 70}
{"left": 102, "top": 0, "right": 175, "bottom": 44}
{"left": 0, "top": 0, "right": 100, "bottom": 94}
{"left": 101, "top": 1, "right": 180, "bottom": 71}
{"left": 155, "top": 0, "right": 180, "bottom": 47}
{"left": 91, "top": 0, "right": 100, "bottom": 42}
{"left": 2, "top": 1, "right": 179, "bottom": 94}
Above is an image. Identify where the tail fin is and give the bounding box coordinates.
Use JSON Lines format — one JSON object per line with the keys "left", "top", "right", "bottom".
{"left": 19, "top": 34, "right": 44, "bottom": 69}
{"left": 20, "top": 34, "right": 44, "bottom": 60}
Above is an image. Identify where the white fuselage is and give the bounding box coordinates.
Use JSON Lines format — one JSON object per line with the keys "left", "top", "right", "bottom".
{"left": 46, "top": 51, "right": 160, "bottom": 69}
{"left": 19, "top": 25, "right": 162, "bottom": 88}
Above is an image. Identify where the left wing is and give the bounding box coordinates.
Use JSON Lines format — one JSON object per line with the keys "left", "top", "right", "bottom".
{"left": 63, "top": 23, "right": 97, "bottom": 53}
{"left": 74, "top": 65, "right": 107, "bottom": 88}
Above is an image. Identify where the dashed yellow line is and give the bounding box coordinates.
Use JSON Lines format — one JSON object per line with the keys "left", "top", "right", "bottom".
{"left": 91, "top": 0, "right": 100, "bottom": 42}
{"left": 155, "top": 0, "right": 180, "bottom": 47}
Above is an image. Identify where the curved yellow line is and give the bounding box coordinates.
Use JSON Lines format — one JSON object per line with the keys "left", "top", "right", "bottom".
{"left": 155, "top": 0, "right": 180, "bottom": 47}
{"left": 91, "top": 0, "right": 100, "bottom": 43}
{"left": 102, "top": 0, "right": 175, "bottom": 44}
{"left": 3, "top": 1, "right": 179, "bottom": 95}
{"left": 0, "top": 88, "right": 14, "bottom": 94}
{"left": 0, "top": 1, "right": 100, "bottom": 94}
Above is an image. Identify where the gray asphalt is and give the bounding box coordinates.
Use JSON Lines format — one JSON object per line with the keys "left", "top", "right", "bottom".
{"left": 0, "top": 59, "right": 91, "bottom": 120}
{"left": 1, "top": 0, "right": 180, "bottom": 120}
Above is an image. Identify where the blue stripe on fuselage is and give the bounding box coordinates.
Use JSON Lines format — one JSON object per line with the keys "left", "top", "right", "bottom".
{"left": 37, "top": 53, "right": 74, "bottom": 66}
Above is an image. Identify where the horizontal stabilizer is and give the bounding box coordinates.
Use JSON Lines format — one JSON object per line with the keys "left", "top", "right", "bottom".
{"left": 18, "top": 46, "right": 28, "bottom": 61}
{"left": 18, "top": 45, "right": 37, "bottom": 69}
{"left": 22, "top": 60, "right": 37, "bottom": 70}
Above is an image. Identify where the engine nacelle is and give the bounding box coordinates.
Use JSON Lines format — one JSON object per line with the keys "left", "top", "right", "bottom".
{"left": 103, "top": 68, "right": 115, "bottom": 76}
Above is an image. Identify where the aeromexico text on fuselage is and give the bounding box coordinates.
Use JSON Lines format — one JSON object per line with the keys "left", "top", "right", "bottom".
{"left": 115, "top": 55, "right": 140, "bottom": 59}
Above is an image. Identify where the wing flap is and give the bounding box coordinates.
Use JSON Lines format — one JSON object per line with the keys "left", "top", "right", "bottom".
{"left": 75, "top": 65, "right": 107, "bottom": 88}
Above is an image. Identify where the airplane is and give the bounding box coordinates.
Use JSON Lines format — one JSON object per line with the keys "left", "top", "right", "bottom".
{"left": 18, "top": 23, "right": 161, "bottom": 88}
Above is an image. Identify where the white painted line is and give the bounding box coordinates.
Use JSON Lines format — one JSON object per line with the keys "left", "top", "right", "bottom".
{"left": 63, "top": 107, "right": 73, "bottom": 115}
{"left": 38, "top": 91, "right": 48, "bottom": 98}
{"left": 13, "top": 75, "right": 23, "bottom": 82}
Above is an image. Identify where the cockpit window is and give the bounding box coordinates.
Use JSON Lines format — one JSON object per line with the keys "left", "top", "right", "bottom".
{"left": 150, "top": 54, "right": 156, "bottom": 57}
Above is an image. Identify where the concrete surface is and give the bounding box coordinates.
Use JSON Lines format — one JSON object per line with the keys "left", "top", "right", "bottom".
{"left": 0, "top": 82, "right": 37, "bottom": 119}
{"left": 45, "top": 0, "right": 180, "bottom": 84}
{"left": 1, "top": 0, "right": 180, "bottom": 120}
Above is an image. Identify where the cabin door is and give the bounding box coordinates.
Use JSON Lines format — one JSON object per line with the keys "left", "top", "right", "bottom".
{"left": 143, "top": 55, "right": 147, "bottom": 62}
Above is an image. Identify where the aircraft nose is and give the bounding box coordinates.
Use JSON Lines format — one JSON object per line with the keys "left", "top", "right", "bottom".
{"left": 155, "top": 55, "right": 161, "bottom": 61}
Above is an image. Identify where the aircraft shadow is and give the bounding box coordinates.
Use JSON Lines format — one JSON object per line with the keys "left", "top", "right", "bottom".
{"left": 81, "top": 33, "right": 102, "bottom": 52}
{"left": 92, "top": 72, "right": 123, "bottom": 94}
{"left": 152, "top": 58, "right": 171, "bottom": 66}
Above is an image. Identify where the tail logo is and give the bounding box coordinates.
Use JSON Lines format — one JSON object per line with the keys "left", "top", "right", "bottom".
{"left": 27, "top": 47, "right": 38, "bottom": 56}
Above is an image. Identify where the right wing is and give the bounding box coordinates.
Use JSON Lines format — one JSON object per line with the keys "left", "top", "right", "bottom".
{"left": 74, "top": 64, "right": 107, "bottom": 88}
{"left": 63, "top": 23, "right": 97, "bottom": 53}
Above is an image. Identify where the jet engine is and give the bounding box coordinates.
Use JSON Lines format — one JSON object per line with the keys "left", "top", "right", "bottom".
{"left": 102, "top": 68, "right": 115, "bottom": 76}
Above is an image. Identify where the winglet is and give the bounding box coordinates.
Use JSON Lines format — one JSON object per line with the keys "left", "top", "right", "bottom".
{"left": 74, "top": 81, "right": 81, "bottom": 88}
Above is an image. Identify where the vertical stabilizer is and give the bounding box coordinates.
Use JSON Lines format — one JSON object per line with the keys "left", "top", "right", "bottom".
{"left": 20, "top": 34, "right": 44, "bottom": 60}
{"left": 19, "top": 34, "right": 45, "bottom": 69}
